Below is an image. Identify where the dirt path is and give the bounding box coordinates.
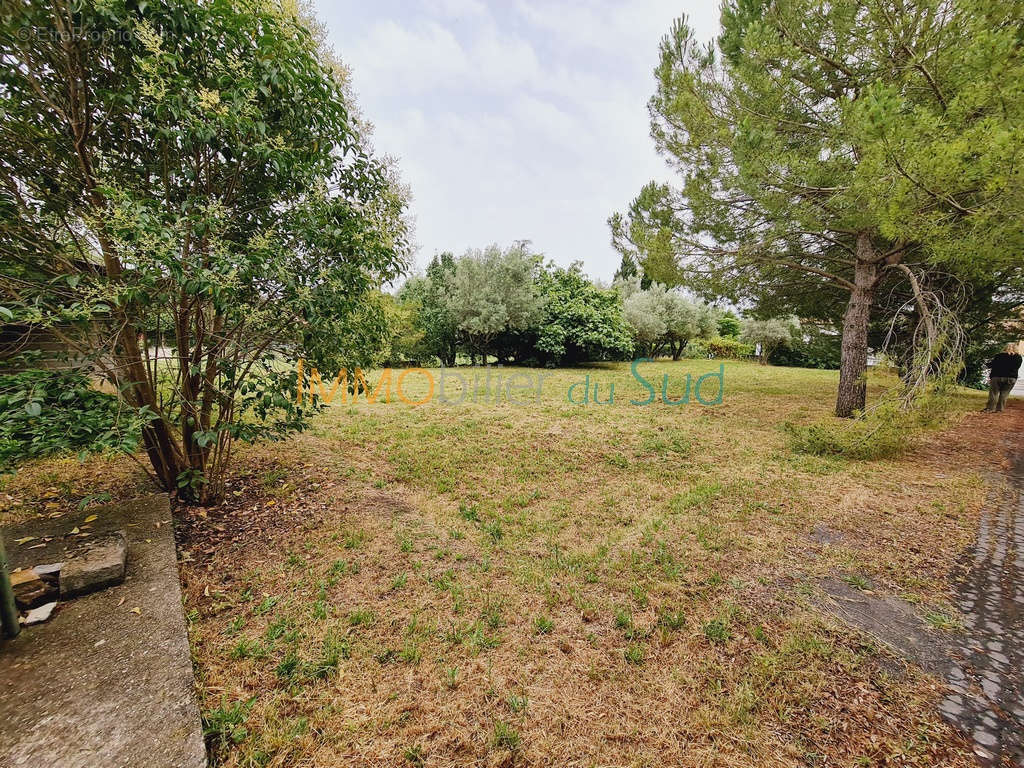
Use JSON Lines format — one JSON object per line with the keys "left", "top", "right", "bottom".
{"left": 941, "top": 406, "right": 1024, "bottom": 766}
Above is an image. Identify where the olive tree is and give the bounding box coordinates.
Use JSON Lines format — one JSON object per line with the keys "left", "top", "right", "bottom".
{"left": 447, "top": 244, "right": 544, "bottom": 363}
{"left": 621, "top": 281, "right": 716, "bottom": 359}
{"left": 741, "top": 318, "right": 800, "bottom": 365}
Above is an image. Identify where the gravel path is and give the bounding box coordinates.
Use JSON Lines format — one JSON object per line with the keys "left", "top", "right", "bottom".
{"left": 942, "top": 442, "right": 1024, "bottom": 766}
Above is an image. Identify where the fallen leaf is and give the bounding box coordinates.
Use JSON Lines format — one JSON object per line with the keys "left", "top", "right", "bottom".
{"left": 14, "top": 536, "right": 35, "bottom": 545}
{"left": 68, "top": 527, "right": 80, "bottom": 535}
{"left": 83, "top": 514, "right": 98, "bottom": 523}
{"left": 117, "top": 597, "right": 126, "bottom": 607}
{"left": 129, "top": 607, "right": 141, "bottom": 615}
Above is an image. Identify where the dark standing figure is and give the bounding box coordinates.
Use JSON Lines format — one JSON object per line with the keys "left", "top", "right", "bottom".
{"left": 983, "top": 342, "right": 1022, "bottom": 413}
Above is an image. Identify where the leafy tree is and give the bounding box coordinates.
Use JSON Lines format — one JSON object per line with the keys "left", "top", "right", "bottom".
{"left": 0, "top": 1, "right": 408, "bottom": 503}
{"left": 622, "top": 289, "right": 668, "bottom": 359}
{"left": 337, "top": 290, "right": 417, "bottom": 368}
{"left": 741, "top": 318, "right": 799, "bottom": 365}
{"left": 398, "top": 253, "right": 459, "bottom": 366}
{"left": 626, "top": 0, "right": 1024, "bottom": 416}
{"left": 447, "top": 244, "right": 544, "bottom": 363}
{"left": 621, "top": 281, "right": 716, "bottom": 359}
{"left": 716, "top": 311, "right": 742, "bottom": 339}
{"left": 609, "top": 182, "right": 685, "bottom": 288}
{"left": 770, "top": 323, "right": 843, "bottom": 369}
{"left": 534, "top": 264, "right": 633, "bottom": 364}
{"left": 662, "top": 291, "right": 718, "bottom": 360}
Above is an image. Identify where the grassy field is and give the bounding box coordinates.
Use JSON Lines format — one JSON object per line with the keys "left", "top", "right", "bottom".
{"left": 0, "top": 360, "right": 1004, "bottom": 766}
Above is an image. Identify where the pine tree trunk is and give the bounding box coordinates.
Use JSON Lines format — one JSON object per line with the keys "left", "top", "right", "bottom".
{"left": 836, "top": 234, "right": 878, "bottom": 418}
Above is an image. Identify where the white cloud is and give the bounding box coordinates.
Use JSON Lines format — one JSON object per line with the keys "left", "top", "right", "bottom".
{"left": 425, "top": 0, "right": 488, "bottom": 19}
{"left": 315, "top": 0, "right": 719, "bottom": 280}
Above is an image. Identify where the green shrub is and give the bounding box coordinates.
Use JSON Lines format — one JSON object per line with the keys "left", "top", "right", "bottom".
{"left": 624, "top": 643, "right": 645, "bottom": 664}
{"left": 492, "top": 720, "right": 521, "bottom": 752}
{"left": 703, "top": 619, "right": 731, "bottom": 644}
{"left": 0, "top": 369, "right": 139, "bottom": 470}
{"left": 686, "top": 337, "right": 754, "bottom": 360}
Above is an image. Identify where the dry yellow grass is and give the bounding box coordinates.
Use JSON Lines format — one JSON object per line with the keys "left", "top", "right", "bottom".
{"left": 0, "top": 360, "right": 1005, "bottom": 767}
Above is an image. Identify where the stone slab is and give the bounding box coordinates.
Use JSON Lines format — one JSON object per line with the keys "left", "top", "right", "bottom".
{"left": 819, "top": 576, "right": 954, "bottom": 677}
{"left": 0, "top": 494, "right": 207, "bottom": 768}
{"left": 59, "top": 530, "right": 127, "bottom": 599}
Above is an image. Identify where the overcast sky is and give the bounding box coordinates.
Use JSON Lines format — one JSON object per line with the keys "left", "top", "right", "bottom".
{"left": 314, "top": 1, "right": 720, "bottom": 282}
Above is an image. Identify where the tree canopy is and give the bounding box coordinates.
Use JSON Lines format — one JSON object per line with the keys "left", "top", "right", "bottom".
{"left": 741, "top": 317, "right": 800, "bottom": 364}
{"left": 533, "top": 264, "right": 634, "bottom": 365}
{"left": 396, "top": 249, "right": 635, "bottom": 366}
{"left": 446, "top": 244, "right": 545, "bottom": 362}
{"left": 398, "top": 253, "right": 459, "bottom": 366}
{"left": 619, "top": 279, "right": 717, "bottom": 360}
{"left": 616, "top": 0, "right": 1024, "bottom": 415}
{"left": 0, "top": 0, "right": 409, "bottom": 502}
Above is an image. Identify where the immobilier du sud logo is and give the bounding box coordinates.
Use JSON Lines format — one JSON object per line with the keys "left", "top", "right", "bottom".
{"left": 295, "top": 359, "right": 725, "bottom": 407}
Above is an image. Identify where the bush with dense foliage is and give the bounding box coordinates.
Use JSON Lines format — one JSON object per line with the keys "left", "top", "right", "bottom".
{"left": 0, "top": 370, "right": 140, "bottom": 470}
{"left": 688, "top": 337, "right": 754, "bottom": 360}
{"left": 1, "top": 2, "right": 408, "bottom": 502}
{"left": 532, "top": 264, "right": 633, "bottom": 365}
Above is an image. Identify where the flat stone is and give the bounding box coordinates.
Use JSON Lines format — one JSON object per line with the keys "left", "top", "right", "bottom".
{"left": 21, "top": 602, "right": 57, "bottom": 625}
{"left": 9, "top": 570, "right": 38, "bottom": 587}
{"left": 59, "top": 531, "right": 127, "bottom": 599}
{"left": 817, "top": 577, "right": 954, "bottom": 677}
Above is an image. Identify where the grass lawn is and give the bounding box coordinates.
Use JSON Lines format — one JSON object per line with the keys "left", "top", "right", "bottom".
{"left": 0, "top": 360, "right": 1003, "bottom": 766}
